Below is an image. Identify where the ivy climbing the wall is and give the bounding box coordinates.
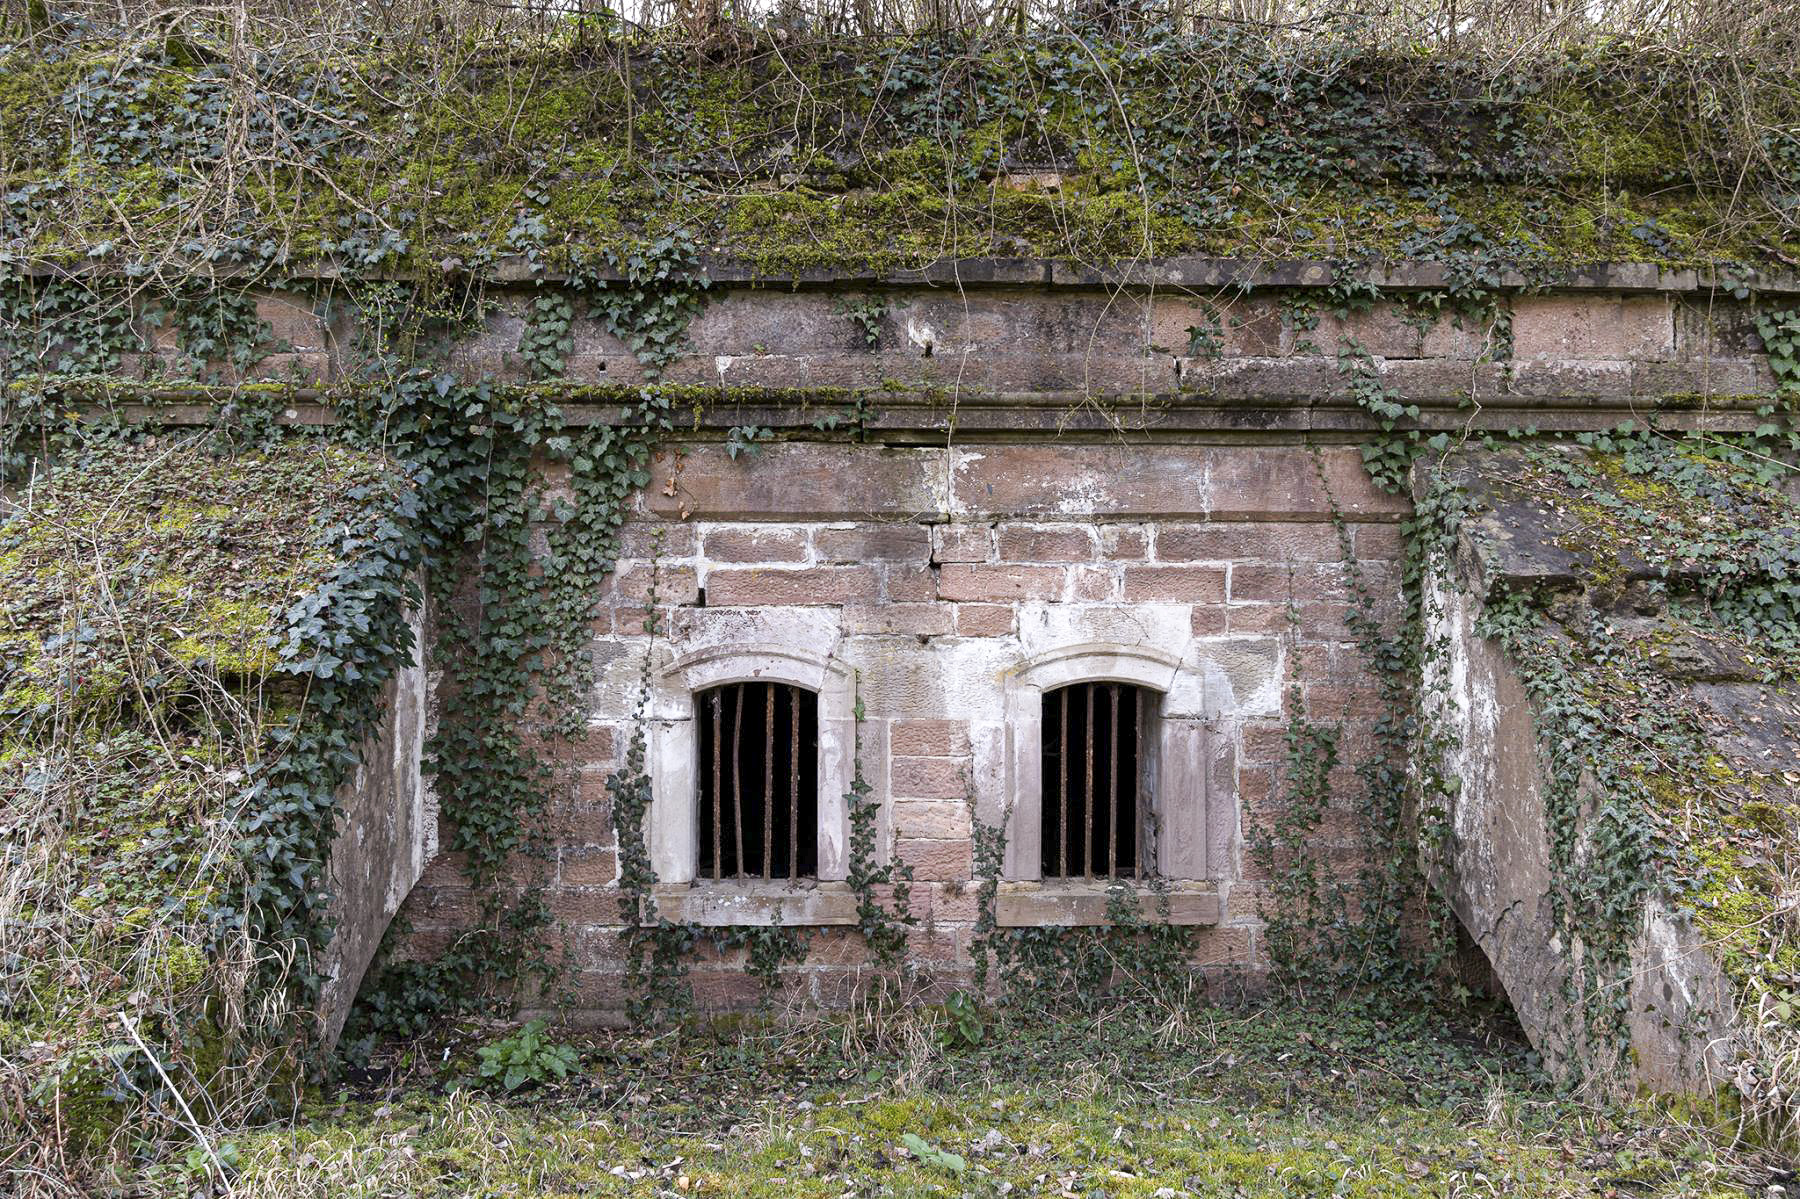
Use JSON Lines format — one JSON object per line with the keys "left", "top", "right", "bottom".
{"left": 845, "top": 706, "right": 918, "bottom": 971}
{"left": 344, "top": 238, "right": 711, "bottom": 1041}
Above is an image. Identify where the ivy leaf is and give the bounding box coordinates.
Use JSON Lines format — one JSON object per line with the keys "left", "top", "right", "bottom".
{"left": 901, "top": 1134, "right": 966, "bottom": 1174}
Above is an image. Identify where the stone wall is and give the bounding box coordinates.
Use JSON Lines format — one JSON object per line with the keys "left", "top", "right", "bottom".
{"left": 398, "top": 440, "right": 1407, "bottom": 1013}
{"left": 61, "top": 259, "right": 1788, "bottom": 1016}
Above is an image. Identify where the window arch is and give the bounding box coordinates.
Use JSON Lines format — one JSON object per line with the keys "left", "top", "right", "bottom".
{"left": 993, "top": 643, "right": 1212, "bottom": 887}
{"left": 648, "top": 644, "right": 856, "bottom": 897}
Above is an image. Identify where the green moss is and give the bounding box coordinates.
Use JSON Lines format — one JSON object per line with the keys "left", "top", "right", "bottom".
{"left": 150, "top": 501, "right": 236, "bottom": 532}
{"left": 1545, "top": 82, "right": 1693, "bottom": 186}
{"left": 4, "top": 37, "right": 1795, "bottom": 272}
{"left": 1685, "top": 843, "right": 1797, "bottom": 985}
{"left": 1, "top": 438, "right": 412, "bottom": 1169}
{"left": 167, "top": 596, "right": 284, "bottom": 673}
{"left": 0, "top": 51, "right": 93, "bottom": 168}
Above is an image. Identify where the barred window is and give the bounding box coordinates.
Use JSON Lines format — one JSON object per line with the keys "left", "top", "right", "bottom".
{"left": 1040, "top": 682, "right": 1158, "bottom": 879}
{"left": 696, "top": 681, "right": 819, "bottom": 881}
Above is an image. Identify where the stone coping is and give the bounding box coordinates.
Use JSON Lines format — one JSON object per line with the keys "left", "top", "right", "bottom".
{"left": 17, "top": 256, "right": 1800, "bottom": 295}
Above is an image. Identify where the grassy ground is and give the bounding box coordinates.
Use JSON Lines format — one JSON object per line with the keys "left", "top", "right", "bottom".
{"left": 127, "top": 999, "right": 1796, "bottom": 1198}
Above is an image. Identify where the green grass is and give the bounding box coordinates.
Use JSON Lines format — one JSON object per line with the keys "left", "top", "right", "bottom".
{"left": 128, "top": 1002, "right": 1790, "bottom": 1198}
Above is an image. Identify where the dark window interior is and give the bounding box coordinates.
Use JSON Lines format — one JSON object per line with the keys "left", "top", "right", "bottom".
{"left": 1041, "top": 682, "right": 1150, "bottom": 879}
{"left": 697, "top": 681, "right": 818, "bottom": 880}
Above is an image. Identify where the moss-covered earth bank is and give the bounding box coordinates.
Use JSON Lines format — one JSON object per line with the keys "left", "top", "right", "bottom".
{"left": 0, "top": 438, "right": 421, "bottom": 1178}
{"left": 2, "top": 20, "right": 1797, "bottom": 277}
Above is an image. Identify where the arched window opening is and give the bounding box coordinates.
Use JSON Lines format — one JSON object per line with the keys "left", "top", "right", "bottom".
{"left": 696, "top": 681, "right": 819, "bottom": 881}
{"left": 1040, "top": 682, "right": 1158, "bottom": 879}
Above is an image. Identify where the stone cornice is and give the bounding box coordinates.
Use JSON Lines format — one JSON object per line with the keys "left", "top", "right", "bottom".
{"left": 22, "top": 379, "right": 1770, "bottom": 443}
{"left": 12, "top": 256, "right": 1800, "bottom": 296}
{"left": 9, "top": 262, "right": 1782, "bottom": 441}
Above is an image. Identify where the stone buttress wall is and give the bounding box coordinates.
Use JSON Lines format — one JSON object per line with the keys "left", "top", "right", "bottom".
{"left": 319, "top": 601, "right": 436, "bottom": 1047}
{"left": 1429, "top": 567, "right": 1738, "bottom": 1091}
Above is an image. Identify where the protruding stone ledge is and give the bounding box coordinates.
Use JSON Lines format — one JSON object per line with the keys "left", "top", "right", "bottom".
{"left": 39, "top": 379, "right": 1776, "bottom": 441}
{"left": 994, "top": 883, "right": 1221, "bottom": 927}
{"left": 652, "top": 881, "right": 859, "bottom": 927}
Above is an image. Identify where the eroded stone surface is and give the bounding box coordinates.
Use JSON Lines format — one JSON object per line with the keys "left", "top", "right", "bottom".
{"left": 1428, "top": 446, "right": 1797, "bottom": 1099}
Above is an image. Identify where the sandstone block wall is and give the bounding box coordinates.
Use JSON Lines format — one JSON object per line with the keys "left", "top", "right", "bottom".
{"left": 398, "top": 441, "right": 1407, "bottom": 1014}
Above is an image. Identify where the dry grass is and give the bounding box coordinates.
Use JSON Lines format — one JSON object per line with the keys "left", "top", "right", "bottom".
{"left": 1, "top": 0, "right": 1794, "bottom": 45}
{"left": 1727, "top": 836, "right": 1800, "bottom": 1148}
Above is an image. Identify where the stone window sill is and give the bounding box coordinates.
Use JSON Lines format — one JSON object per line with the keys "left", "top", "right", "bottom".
{"left": 653, "top": 881, "right": 857, "bottom": 927}
{"left": 994, "top": 882, "right": 1220, "bottom": 928}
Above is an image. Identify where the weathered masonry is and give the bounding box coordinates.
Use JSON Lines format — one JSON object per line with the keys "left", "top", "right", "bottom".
{"left": 189, "top": 257, "right": 1780, "bottom": 1027}
{"left": 18, "top": 253, "right": 1793, "bottom": 1102}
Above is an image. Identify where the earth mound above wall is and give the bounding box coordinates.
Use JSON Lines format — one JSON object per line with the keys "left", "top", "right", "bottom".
{"left": 3, "top": 29, "right": 1796, "bottom": 274}
{"left": 1428, "top": 439, "right": 1799, "bottom": 1134}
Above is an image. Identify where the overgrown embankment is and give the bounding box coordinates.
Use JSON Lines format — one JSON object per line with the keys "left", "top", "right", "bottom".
{"left": 1, "top": 19, "right": 1797, "bottom": 280}
{"left": 0, "top": 439, "right": 421, "bottom": 1182}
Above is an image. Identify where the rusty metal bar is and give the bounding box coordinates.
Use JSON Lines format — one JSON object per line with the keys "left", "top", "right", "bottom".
{"left": 731, "top": 683, "right": 745, "bottom": 878}
{"left": 1058, "top": 687, "right": 1068, "bottom": 879}
{"left": 711, "top": 690, "right": 723, "bottom": 881}
{"left": 1134, "top": 687, "right": 1144, "bottom": 880}
{"left": 789, "top": 685, "right": 800, "bottom": 880}
{"left": 1109, "top": 684, "right": 1120, "bottom": 878}
{"left": 763, "top": 683, "right": 775, "bottom": 880}
{"left": 1084, "top": 684, "right": 1095, "bottom": 879}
